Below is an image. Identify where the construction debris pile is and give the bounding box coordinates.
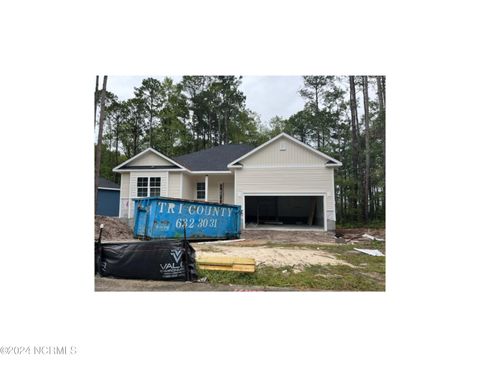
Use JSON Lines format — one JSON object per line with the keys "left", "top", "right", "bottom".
{"left": 334, "top": 228, "right": 385, "bottom": 244}
{"left": 95, "top": 216, "right": 133, "bottom": 241}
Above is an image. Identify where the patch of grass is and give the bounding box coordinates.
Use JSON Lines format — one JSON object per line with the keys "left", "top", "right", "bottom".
{"left": 319, "top": 242, "right": 385, "bottom": 268}
{"left": 337, "top": 221, "right": 385, "bottom": 229}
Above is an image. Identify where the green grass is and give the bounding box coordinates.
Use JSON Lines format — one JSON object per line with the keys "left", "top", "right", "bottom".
{"left": 336, "top": 221, "right": 385, "bottom": 229}
{"left": 197, "top": 242, "right": 385, "bottom": 291}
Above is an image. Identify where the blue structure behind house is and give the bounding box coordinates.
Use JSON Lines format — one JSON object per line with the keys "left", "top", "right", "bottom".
{"left": 96, "top": 177, "right": 120, "bottom": 217}
{"left": 133, "top": 197, "right": 241, "bottom": 240}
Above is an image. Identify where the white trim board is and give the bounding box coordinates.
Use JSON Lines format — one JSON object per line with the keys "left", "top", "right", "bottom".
{"left": 227, "top": 132, "right": 342, "bottom": 168}
{"left": 187, "top": 171, "right": 232, "bottom": 175}
{"left": 114, "top": 168, "right": 186, "bottom": 173}
{"left": 98, "top": 187, "right": 120, "bottom": 191}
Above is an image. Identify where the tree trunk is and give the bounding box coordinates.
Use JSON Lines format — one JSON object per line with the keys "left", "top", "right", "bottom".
{"left": 217, "top": 114, "right": 221, "bottom": 145}
{"left": 114, "top": 115, "right": 120, "bottom": 183}
{"left": 149, "top": 95, "right": 153, "bottom": 147}
{"left": 94, "top": 75, "right": 99, "bottom": 127}
{"left": 377, "top": 76, "right": 386, "bottom": 218}
{"left": 349, "top": 76, "right": 360, "bottom": 219}
{"left": 224, "top": 112, "right": 228, "bottom": 145}
{"left": 362, "top": 76, "right": 370, "bottom": 223}
{"left": 94, "top": 75, "right": 108, "bottom": 213}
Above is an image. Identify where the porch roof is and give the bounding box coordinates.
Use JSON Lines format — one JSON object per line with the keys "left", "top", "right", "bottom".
{"left": 174, "top": 144, "right": 254, "bottom": 172}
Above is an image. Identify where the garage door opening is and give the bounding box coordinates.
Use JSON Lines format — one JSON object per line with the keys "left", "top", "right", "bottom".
{"left": 244, "top": 196, "right": 325, "bottom": 230}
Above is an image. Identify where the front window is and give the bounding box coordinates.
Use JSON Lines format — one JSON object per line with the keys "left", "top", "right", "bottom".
{"left": 196, "top": 182, "right": 205, "bottom": 200}
{"left": 150, "top": 177, "right": 161, "bottom": 196}
{"left": 137, "top": 176, "right": 161, "bottom": 197}
{"left": 137, "top": 177, "right": 148, "bottom": 197}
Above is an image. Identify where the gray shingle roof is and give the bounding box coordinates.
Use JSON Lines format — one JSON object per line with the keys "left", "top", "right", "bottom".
{"left": 98, "top": 177, "right": 120, "bottom": 189}
{"left": 173, "top": 144, "right": 254, "bottom": 171}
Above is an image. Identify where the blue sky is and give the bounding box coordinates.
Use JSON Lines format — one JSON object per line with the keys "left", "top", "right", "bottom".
{"left": 107, "top": 76, "right": 305, "bottom": 125}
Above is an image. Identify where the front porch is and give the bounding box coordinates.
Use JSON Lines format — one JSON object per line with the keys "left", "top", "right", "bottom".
{"left": 182, "top": 172, "right": 235, "bottom": 205}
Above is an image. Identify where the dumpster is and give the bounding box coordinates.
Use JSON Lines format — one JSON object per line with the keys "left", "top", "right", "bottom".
{"left": 133, "top": 197, "right": 241, "bottom": 240}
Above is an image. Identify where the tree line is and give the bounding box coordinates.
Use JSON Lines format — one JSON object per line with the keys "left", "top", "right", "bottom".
{"left": 94, "top": 75, "right": 385, "bottom": 225}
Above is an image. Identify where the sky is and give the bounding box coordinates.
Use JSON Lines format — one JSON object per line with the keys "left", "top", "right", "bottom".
{"left": 107, "top": 76, "right": 306, "bottom": 125}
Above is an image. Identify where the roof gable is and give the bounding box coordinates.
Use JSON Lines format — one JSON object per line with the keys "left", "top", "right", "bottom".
{"left": 113, "top": 148, "right": 187, "bottom": 172}
{"left": 228, "top": 133, "right": 342, "bottom": 167}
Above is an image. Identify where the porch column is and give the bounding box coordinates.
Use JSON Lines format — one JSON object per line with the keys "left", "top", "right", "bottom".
{"left": 205, "top": 175, "right": 209, "bottom": 201}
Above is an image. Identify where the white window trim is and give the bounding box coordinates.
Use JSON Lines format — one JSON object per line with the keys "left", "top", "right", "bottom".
{"left": 136, "top": 176, "right": 162, "bottom": 198}
{"left": 195, "top": 181, "right": 206, "bottom": 200}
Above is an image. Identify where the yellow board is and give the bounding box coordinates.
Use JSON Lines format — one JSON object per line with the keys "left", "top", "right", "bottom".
{"left": 197, "top": 257, "right": 256, "bottom": 273}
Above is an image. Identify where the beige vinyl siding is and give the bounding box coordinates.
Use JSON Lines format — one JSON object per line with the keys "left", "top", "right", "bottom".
{"left": 241, "top": 136, "right": 327, "bottom": 167}
{"left": 120, "top": 173, "right": 130, "bottom": 197}
{"left": 123, "top": 171, "right": 168, "bottom": 218}
{"left": 182, "top": 174, "right": 194, "bottom": 200}
{"left": 119, "top": 173, "right": 130, "bottom": 218}
{"left": 206, "top": 174, "right": 234, "bottom": 204}
{"left": 235, "top": 166, "right": 335, "bottom": 211}
{"left": 168, "top": 172, "right": 182, "bottom": 198}
{"left": 129, "top": 151, "right": 173, "bottom": 166}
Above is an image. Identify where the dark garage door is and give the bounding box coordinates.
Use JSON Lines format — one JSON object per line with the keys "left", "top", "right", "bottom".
{"left": 244, "top": 196, "right": 324, "bottom": 228}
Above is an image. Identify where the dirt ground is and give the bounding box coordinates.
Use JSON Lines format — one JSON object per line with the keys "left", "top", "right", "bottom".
{"left": 94, "top": 215, "right": 385, "bottom": 245}
{"left": 95, "top": 216, "right": 133, "bottom": 241}
{"left": 241, "top": 230, "right": 336, "bottom": 245}
{"left": 194, "top": 244, "right": 351, "bottom": 269}
{"left": 95, "top": 276, "right": 293, "bottom": 291}
{"left": 94, "top": 215, "right": 384, "bottom": 269}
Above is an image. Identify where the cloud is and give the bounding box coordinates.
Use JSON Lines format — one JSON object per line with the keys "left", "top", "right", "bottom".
{"left": 240, "top": 76, "right": 304, "bottom": 124}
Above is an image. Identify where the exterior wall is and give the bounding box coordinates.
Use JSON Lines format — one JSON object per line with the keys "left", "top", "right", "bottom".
{"left": 234, "top": 137, "right": 337, "bottom": 230}
{"left": 206, "top": 174, "right": 234, "bottom": 204}
{"left": 119, "top": 170, "right": 169, "bottom": 218}
{"left": 168, "top": 172, "right": 182, "bottom": 198}
{"left": 119, "top": 173, "right": 130, "bottom": 218}
{"left": 182, "top": 173, "right": 194, "bottom": 200}
{"left": 240, "top": 136, "right": 328, "bottom": 167}
{"left": 235, "top": 167, "right": 334, "bottom": 210}
{"left": 129, "top": 151, "right": 172, "bottom": 166}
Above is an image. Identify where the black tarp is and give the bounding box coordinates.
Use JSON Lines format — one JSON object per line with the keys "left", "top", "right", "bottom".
{"left": 96, "top": 240, "right": 197, "bottom": 281}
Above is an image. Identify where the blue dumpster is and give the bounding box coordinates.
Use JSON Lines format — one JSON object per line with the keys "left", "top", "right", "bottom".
{"left": 133, "top": 197, "right": 242, "bottom": 240}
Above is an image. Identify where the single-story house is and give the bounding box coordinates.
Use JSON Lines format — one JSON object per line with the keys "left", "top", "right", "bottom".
{"left": 113, "top": 133, "right": 342, "bottom": 230}
{"left": 96, "top": 177, "right": 121, "bottom": 216}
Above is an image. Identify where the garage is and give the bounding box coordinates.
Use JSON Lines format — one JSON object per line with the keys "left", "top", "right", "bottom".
{"left": 244, "top": 195, "right": 325, "bottom": 230}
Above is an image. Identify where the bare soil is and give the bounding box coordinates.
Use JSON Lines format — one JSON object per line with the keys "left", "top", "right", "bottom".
{"left": 194, "top": 244, "right": 351, "bottom": 269}
{"left": 95, "top": 216, "right": 133, "bottom": 241}
{"left": 241, "top": 230, "right": 336, "bottom": 245}
{"left": 95, "top": 276, "right": 293, "bottom": 291}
